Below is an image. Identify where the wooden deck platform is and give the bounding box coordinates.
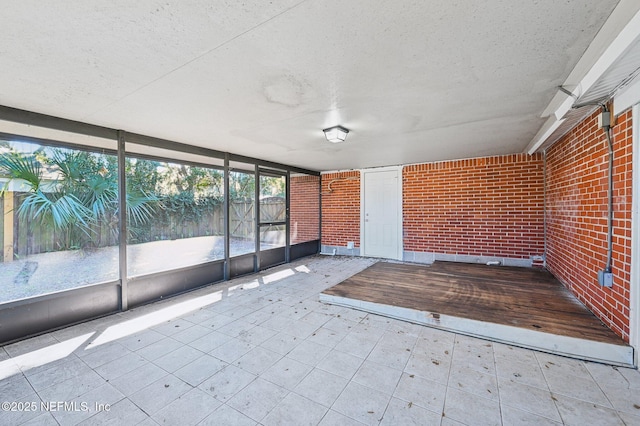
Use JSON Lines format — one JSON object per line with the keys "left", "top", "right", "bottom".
{"left": 320, "top": 261, "right": 634, "bottom": 366}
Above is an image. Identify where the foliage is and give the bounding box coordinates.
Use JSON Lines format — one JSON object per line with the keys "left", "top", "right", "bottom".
{"left": 0, "top": 149, "right": 91, "bottom": 234}
{"left": 1, "top": 146, "right": 158, "bottom": 249}
{"left": 1, "top": 142, "right": 285, "bottom": 252}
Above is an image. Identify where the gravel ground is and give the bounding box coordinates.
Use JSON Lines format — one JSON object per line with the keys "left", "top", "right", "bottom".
{"left": 0, "top": 236, "right": 275, "bottom": 303}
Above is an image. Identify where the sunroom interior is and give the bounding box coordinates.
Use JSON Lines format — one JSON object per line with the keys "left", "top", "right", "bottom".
{"left": 1, "top": 0, "right": 640, "bottom": 371}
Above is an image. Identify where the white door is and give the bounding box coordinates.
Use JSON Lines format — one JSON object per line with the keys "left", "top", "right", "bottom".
{"left": 362, "top": 168, "right": 401, "bottom": 259}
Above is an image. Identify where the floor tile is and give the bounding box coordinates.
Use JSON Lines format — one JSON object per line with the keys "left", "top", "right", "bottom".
{"left": 174, "top": 354, "right": 228, "bottom": 386}
{"left": 287, "top": 340, "right": 332, "bottom": 366}
{"left": 305, "top": 326, "right": 349, "bottom": 348}
{"left": 618, "top": 411, "right": 640, "bottom": 426}
{"left": 153, "top": 345, "right": 204, "bottom": 373}
{"left": 294, "top": 368, "right": 348, "bottom": 407}
{"left": 171, "top": 324, "right": 214, "bottom": 344}
{"left": 316, "top": 349, "right": 363, "bottom": 380}
{"left": 152, "top": 388, "right": 221, "bottom": 426}
{"left": 331, "top": 381, "right": 392, "bottom": 426}
{"left": 78, "top": 398, "right": 147, "bottom": 425}
{"left": 128, "top": 375, "right": 192, "bottom": 416}
{"left": 26, "top": 357, "right": 94, "bottom": 392}
{"left": 236, "top": 325, "right": 279, "bottom": 346}
{"left": 151, "top": 318, "right": 194, "bottom": 337}
{"left": 322, "top": 316, "right": 360, "bottom": 335}
{"left": 216, "top": 319, "right": 257, "bottom": 339}
{"left": 299, "top": 311, "right": 332, "bottom": 329}
{"left": 553, "top": 393, "right": 625, "bottom": 426}
{"left": 188, "top": 330, "right": 232, "bottom": 353}
{"left": 260, "top": 356, "right": 313, "bottom": 390}
{"left": 0, "top": 373, "right": 36, "bottom": 400}
{"left": 77, "top": 342, "right": 130, "bottom": 368}
{"left": 333, "top": 333, "right": 376, "bottom": 359}
{"left": 93, "top": 352, "right": 148, "bottom": 381}
{"left": 600, "top": 381, "right": 640, "bottom": 416}
{"left": 451, "top": 336, "right": 495, "bottom": 375}
{"left": 353, "top": 360, "right": 403, "bottom": 395}
{"left": 135, "top": 337, "right": 184, "bottom": 362}
{"left": 394, "top": 372, "right": 446, "bottom": 414}
{"left": 404, "top": 351, "right": 451, "bottom": 386}
{"left": 380, "top": 396, "right": 441, "bottom": 426}
{"left": 209, "top": 338, "right": 256, "bottom": 363}
{"left": 3, "top": 257, "right": 640, "bottom": 426}
{"left": 117, "top": 329, "right": 166, "bottom": 352}
{"left": 4, "top": 334, "right": 58, "bottom": 358}
{"left": 366, "top": 342, "right": 412, "bottom": 370}
{"left": 22, "top": 412, "right": 59, "bottom": 426}
{"left": 199, "top": 364, "right": 256, "bottom": 402}
{"left": 448, "top": 365, "right": 498, "bottom": 401}
{"left": 497, "top": 376, "right": 562, "bottom": 422}
{"left": 37, "top": 369, "right": 105, "bottom": 402}
{"left": 50, "top": 382, "right": 124, "bottom": 425}
{"left": 262, "top": 392, "right": 328, "bottom": 426}
{"left": 226, "top": 377, "right": 289, "bottom": 422}
{"left": 197, "top": 404, "right": 257, "bottom": 426}
{"left": 501, "top": 405, "right": 562, "bottom": 425}
{"left": 259, "top": 331, "right": 302, "bottom": 355}
{"left": 233, "top": 346, "right": 281, "bottom": 375}
{"left": 108, "top": 363, "right": 168, "bottom": 396}
{"left": 442, "top": 387, "right": 501, "bottom": 426}
{"left": 537, "top": 352, "right": 591, "bottom": 379}
{"left": 544, "top": 370, "right": 611, "bottom": 406}
{"left": 494, "top": 351, "right": 548, "bottom": 389}
{"left": 318, "top": 410, "right": 367, "bottom": 426}
{"left": 0, "top": 393, "right": 44, "bottom": 425}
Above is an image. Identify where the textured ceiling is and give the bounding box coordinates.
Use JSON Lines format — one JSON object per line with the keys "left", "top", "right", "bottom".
{"left": 0, "top": 0, "right": 625, "bottom": 171}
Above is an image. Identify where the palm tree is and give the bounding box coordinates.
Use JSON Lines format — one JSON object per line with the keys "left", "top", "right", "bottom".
{"left": 0, "top": 147, "right": 157, "bottom": 249}
{"left": 0, "top": 149, "right": 92, "bottom": 235}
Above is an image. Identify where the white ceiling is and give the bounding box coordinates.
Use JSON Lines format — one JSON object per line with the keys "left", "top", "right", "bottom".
{"left": 0, "top": 0, "right": 632, "bottom": 171}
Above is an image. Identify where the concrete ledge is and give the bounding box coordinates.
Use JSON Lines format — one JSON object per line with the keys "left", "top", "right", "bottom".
{"left": 403, "top": 251, "right": 533, "bottom": 267}
{"left": 321, "top": 245, "right": 361, "bottom": 256}
{"left": 319, "top": 293, "right": 635, "bottom": 367}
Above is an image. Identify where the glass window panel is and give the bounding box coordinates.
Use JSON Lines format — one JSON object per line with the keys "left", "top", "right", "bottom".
{"left": 229, "top": 170, "right": 256, "bottom": 257}
{"left": 0, "top": 140, "right": 119, "bottom": 304}
{"left": 289, "top": 174, "right": 320, "bottom": 244}
{"left": 260, "top": 224, "right": 286, "bottom": 250}
{"left": 259, "top": 174, "right": 286, "bottom": 223}
{"left": 126, "top": 157, "right": 225, "bottom": 277}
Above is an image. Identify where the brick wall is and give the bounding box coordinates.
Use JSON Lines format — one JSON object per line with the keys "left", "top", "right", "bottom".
{"left": 546, "top": 108, "right": 633, "bottom": 341}
{"left": 289, "top": 175, "right": 320, "bottom": 244}
{"left": 320, "top": 171, "right": 361, "bottom": 247}
{"left": 403, "top": 154, "right": 545, "bottom": 259}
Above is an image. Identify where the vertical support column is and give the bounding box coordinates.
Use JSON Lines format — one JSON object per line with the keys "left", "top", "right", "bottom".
{"left": 318, "top": 174, "right": 322, "bottom": 253}
{"left": 630, "top": 103, "right": 640, "bottom": 367}
{"left": 255, "top": 164, "right": 260, "bottom": 272}
{"left": 3, "top": 191, "right": 14, "bottom": 262}
{"left": 117, "top": 130, "right": 128, "bottom": 311}
{"left": 285, "top": 171, "right": 290, "bottom": 263}
{"left": 223, "top": 154, "right": 230, "bottom": 280}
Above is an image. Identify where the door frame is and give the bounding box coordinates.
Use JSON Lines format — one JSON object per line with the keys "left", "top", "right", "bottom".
{"left": 631, "top": 102, "right": 639, "bottom": 366}
{"left": 360, "top": 166, "right": 403, "bottom": 260}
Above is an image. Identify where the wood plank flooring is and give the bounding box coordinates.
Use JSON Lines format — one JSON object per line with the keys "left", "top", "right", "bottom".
{"left": 322, "top": 261, "right": 625, "bottom": 346}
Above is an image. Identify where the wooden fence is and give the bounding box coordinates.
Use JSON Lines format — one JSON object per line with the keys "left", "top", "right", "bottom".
{"left": 1, "top": 193, "right": 286, "bottom": 259}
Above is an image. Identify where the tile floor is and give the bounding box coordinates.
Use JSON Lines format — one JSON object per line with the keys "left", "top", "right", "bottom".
{"left": 0, "top": 256, "right": 639, "bottom": 426}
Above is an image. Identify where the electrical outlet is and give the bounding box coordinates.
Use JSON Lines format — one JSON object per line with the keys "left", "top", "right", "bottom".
{"left": 598, "top": 111, "right": 611, "bottom": 129}
{"left": 346, "top": 241, "right": 354, "bottom": 249}
{"left": 597, "top": 270, "right": 613, "bottom": 287}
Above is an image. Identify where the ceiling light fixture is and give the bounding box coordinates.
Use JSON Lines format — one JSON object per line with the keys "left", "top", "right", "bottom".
{"left": 323, "top": 125, "right": 349, "bottom": 143}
